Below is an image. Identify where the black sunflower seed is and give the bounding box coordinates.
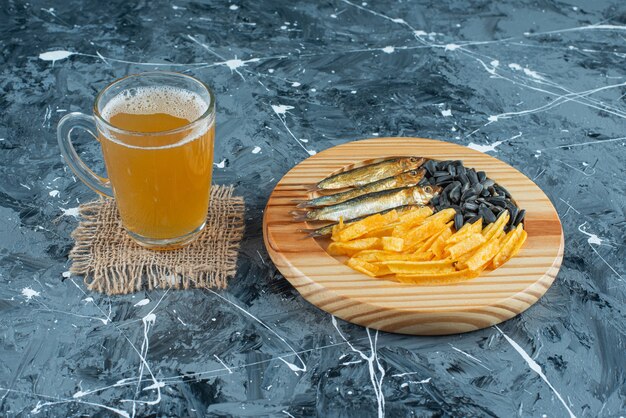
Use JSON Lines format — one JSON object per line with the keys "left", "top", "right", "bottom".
{"left": 424, "top": 160, "right": 437, "bottom": 175}
{"left": 514, "top": 209, "right": 526, "bottom": 226}
{"left": 449, "top": 185, "right": 461, "bottom": 203}
{"left": 477, "top": 171, "right": 487, "bottom": 183}
{"left": 508, "top": 206, "right": 519, "bottom": 226}
{"left": 448, "top": 165, "right": 457, "bottom": 176}
{"left": 479, "top": 205, "right": 496, "bottom": 223}
{"left": 481, "top": 188, "right": 490, "bottom": 197}
{"left": 472, "top": 183, "right": 484, "bottom": 195}
{"left": 431, "top": 195, "right": 440, "bottom": 206}
{"left": 435, "top": 175, "right": 454, "bottom": 184}
{"left": 434, "top": 170, "right": 450, "bottom": 177}
{"left": 464, "top": 212, "right": 477, "bottom": 220}
{"left": 468, "top": 215, "right": 482, "bottom": 224}
{"left": 454, "top": 213, "right": 464, "bottom": 231}
{"left": 461, "top": 188, "right": 477, "bottom": 201}
{"left": 482, "top": 178, "right": 495, "bottom": 188}
{"left": 463, "top": 201, "right": 479, "bottom": 211}
{"left": 468, "top": 169, "right": 479, "bottom": 185}
{"left": 457, "top": 165, "right": 466, "bottom": 176}
{"left": 495, "top": 185, "right": 511, "bottom": 198}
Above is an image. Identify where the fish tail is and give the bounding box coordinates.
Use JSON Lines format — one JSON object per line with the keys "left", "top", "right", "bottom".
{"left": 290, "top": 210, "right": 311, "bottom": 221}
{"left": 297, "top": 227, "right": 326, "bottom": 238}
{"left": 293, "top": 200, "right": 314, "bottom": 208}
{"left": 305, "top": 183, "right": 322, "bottom": 192}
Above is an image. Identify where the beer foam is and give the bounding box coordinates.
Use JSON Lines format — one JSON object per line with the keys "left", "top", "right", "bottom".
{"left": 101, "top": 86, "right": 208, "bottom": 123}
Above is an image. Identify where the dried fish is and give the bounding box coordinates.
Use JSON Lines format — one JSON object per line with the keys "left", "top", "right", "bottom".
{"left": 297, "top": 169, "right": 425, "bottom": 208}
{"left": 292, "top": 185, "right": 439, "bottom": 222}
{"left": 315, "top": 157, "right": 425, "bottom": 190}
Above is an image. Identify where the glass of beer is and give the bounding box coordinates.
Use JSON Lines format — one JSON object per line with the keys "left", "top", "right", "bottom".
{"left": 57, "top": 72, "right": 215, "bottom": 249}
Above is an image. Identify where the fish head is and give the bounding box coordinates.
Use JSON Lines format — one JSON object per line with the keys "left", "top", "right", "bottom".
{"left": 396, "top": 168, "right": 426, "bottom": 186}
{"left": 411, "top": 185, "right": 441, "bottom": 204}
{"left": 399, "top": 156, "right": 425, "bottom": 170}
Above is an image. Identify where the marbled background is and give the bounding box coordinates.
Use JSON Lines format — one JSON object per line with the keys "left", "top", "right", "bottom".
{"left": 1, "top": 0, "right": 625, "bottom": 416}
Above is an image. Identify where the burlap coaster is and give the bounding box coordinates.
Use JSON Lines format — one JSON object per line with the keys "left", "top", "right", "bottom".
{"left": 69, "top": 185, "right": 244, "bottom": 295}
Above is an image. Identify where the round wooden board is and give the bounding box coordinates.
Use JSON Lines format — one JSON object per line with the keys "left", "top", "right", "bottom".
{"left": 263, "top": 137, "right": 563, "bottom": 335}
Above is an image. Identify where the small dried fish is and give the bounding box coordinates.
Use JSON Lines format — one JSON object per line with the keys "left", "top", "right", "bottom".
{"left": 297, "top": 169, "right": 425, "bottom": 208}
{"left": 316, "top": 157, "right": 425, "bottom": 190}
{"left": 300, "top": 205, "right": 417, "bottom": 237}
{"left": 292, "top": 185, "right": 439, "bottom": 222}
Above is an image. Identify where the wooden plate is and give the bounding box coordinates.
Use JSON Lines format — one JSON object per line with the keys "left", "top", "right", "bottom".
{"left": 263, "top": 137, "right": 563, "bottom": 335}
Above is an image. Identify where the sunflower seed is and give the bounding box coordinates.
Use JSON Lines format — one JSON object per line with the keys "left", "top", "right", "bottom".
{"left": 424, "top": 160, "right": 437, "bottom": 175}
{"left": 463, "top": 201, "right": 479, "bottom": 211}
{"left": 468, "top": 169, "right": 479, "bottom": 185}
{"left": 514, "top": 209, "right": 526, "bottom": 226}
{"left": 477, "top": 171, "right": 487, "bottom": 182}
{"left": 454, "top": 213, "right": 464, "bottom": 230}
{"left": 435, "top": 175, "right": 454, "bottom": 184}
{"left": 482, "top": 178, "right": 495, "bottom": 188}
{"left": 479, "top": 205, "right": 496, "bottom": 223}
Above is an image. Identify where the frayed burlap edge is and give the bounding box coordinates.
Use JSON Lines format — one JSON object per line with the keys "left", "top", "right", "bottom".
{"left": 69, "top": 185, "right": 245, "bottom": 295}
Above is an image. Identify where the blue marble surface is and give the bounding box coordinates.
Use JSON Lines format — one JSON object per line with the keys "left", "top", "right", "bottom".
{"left": 1, "top": 0, "right": 625, "bottom": 416}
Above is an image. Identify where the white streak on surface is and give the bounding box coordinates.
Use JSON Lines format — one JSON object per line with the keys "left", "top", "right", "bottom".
{"left": 60, "top": 207, "right": 80, "bottom": 218}
{"left": 48, "top": 190, "right": 60, "bottom": 198}
{"left": 252, "top": 146, "right": 261, "bottom": 154}
{"left": 441, "top": 109, "right": 452, "bottom": 117}
{"left": 578, "top": 223, "right": 623, "bottom": 280}
{"left": 467, "top": 141, "right": 504, "bottom": 153}
{"left": 271, "top": 104, "right": 316, "bottom": 155}
{"left": 22, "top": 287, "right": 40, "bottom": 300}
{"left": 495, "top": 326, "right": 576, "bottom": 418}
{"left": 214, "top": 159, "right": 226, "bottom": 168}
{"left": 332, "top": 316, "right": 385, "bottom": 418}
{"left": 213, "top": 354, "right": 233, "bottom": 374}
{"left": 133, "top": 299, "right": 150, "bottom": 307}
{"left": 381, "top": 46, "right": 395, "bottom": 54}
{"left": 39, "top": 50, "right": 74, "bottom": 62}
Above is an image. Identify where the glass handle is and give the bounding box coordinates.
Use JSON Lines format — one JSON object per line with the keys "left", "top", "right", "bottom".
{"left": 57, "top": 112, "right": 114, "bottom": 198}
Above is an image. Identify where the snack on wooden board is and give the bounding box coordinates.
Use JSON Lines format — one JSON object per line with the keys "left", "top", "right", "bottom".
{"left": 294, "top": 156, "right": 527, "bottom": 284}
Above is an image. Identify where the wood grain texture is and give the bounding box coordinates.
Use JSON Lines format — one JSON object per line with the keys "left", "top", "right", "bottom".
{"left": 263, "top": 137, "right": 564, "bottom": 335}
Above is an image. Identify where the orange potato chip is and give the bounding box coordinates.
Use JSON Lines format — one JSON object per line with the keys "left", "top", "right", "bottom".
{"left": 446, "top": 218, "right": 483, "bottom": 245}
{"left": 346, "top": 257, "right": 379, "bottom": 277}
{"left": 445, "top": 233, "right": 486, "bottom": 259}
{"left": 328, "top": 238, "right": 381, "bottom": 256}
{"left": 381, "top": 259, "right": 456, "bottom": 274}
{"left": 382, "top": 236, "right": 404, "bottom": 252}
{"left": 335, "top": 210, "right": 399, "bottom": 242}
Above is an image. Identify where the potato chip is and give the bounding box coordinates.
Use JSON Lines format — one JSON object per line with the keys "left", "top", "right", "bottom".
{"left": 491, "top": 226, "right": 522, "bottom": 269}
{"left": 392, "top": 207, "right": 433, "bottom": 237}
{"left": 511, "top": 229, "right": 527, "bottom": 258}
{"left": 445, "top": 233, "right": 486, "bottom": 259}
{"left": 346, "top": 257, "right": 379, "bottom": 277}
{"left": 381, "top": 259, "right": 456, "bottom": 274}
{"left": 482, "top": 210, "right": 510, "bottom": 242}
{"left": 328, "top": 238, "right": 381, "bottom": 256}
{"left": 446, "top": 218, "right": 483, "bottom": 245}
{"left": 429, "top": 227, "right": 454, "bottom": 259}
{"left": 382, "top": 236, "right": 404, "bottom": 252}
{"left": 352, "top": 250, "right": 384, "bottom": 262}
{"left": 335, "top": 210, "right": 399, "bottom": 242}
{"left": 464, "top": 238, "right": 502, "bottom": 272}
{"left": 371, "top": 263, "right": 393, "bottom": 277}
{"left": 405, "top": 214, "right": 454, "bottom": 250}
{"left": 374, "top": 251, "right": 434, "bottom": 262}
